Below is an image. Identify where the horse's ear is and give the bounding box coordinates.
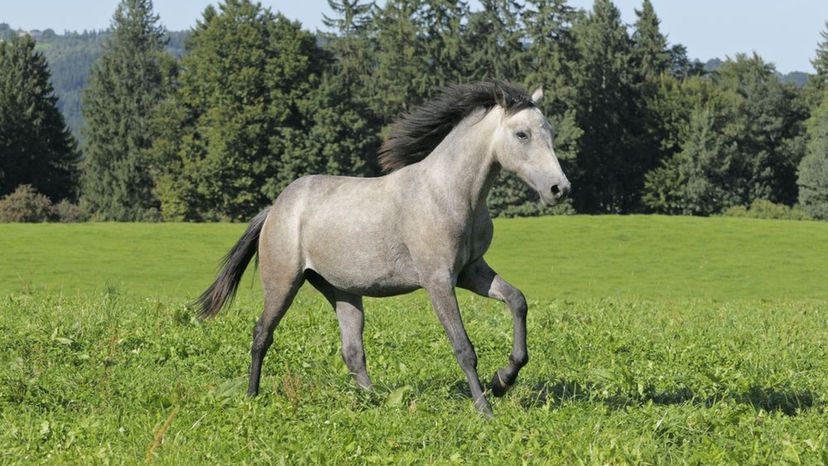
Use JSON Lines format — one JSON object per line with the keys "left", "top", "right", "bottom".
{"left": 496, "top": 86, "right": 508, "bottom": 108}
{"left": 531, "top": 86, "right": 544, "bottom": 105}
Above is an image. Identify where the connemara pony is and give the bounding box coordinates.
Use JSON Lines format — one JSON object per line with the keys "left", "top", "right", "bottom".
{"left": 196, "top": 81, "right": 570, "bottom": 416}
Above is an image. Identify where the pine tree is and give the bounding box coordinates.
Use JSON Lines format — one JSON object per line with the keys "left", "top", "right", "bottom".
{"left": 570, "top": 0, "right": 647, "bottom": 213}
{"left": 812, "top": 22, "right": 828, "bottom": 89}
{"left": 631, "top": 0, "right": 670, "bottom": 81}
{"left": 0, "top": 35, "right": 79, "bottom": 200}
{"left": 81, "top": 0, "right": 170, "bottom": 220}
{"left": 365, "top": 0, "right": 427, "bottom": 124}
{"left": 419, "top": 0, "right": 470, "bottom": 89}
{"left": 316, "top": 0, "right": 382, "bottom": 176}
{"left": 464, "top": 0, "right": 525, "bottom": 82}
{"left": 630, "top": 0, "right": 676, "bottom": 212}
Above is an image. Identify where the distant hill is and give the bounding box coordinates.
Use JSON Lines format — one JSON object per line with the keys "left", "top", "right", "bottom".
{"left": 0, "top": 23, "right": 187, "bottom": 142}
{"left": 704, "top": 58, "right": 811, "bottom": 87}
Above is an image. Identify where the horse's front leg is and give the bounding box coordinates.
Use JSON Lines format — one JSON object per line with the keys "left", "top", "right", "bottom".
{"left": 458, "top": 259, "right": 528, "bottom": 397}
{"left": 425, "top": 275, "right": 493, "bottom": 417}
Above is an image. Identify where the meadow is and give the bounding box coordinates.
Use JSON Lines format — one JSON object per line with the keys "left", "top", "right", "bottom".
{"left": 1, "top": 216, "right": 826, "bottom": 464}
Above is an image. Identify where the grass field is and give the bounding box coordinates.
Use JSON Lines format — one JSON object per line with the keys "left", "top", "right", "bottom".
{"left": 1, "top": 216, "right": 827, "bottom": 464}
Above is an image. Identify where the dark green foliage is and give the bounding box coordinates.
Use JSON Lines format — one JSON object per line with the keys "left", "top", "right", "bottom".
{"left": 0, "top": 36, "right": 79, "bottom": 201}
{"left": 319, "top": 0, "right": 382, "bottom": 175}
{"left": 6, "top": 2, "right": 824, "bottom": 220}
{"left": 419, "top": 1, "right": 471, "bottom": 89}
{"left": 0, "top": 185, "right": 53, "bottom": 222}
{"left": 24, "top": 30, "right": 187, "bottom": 141}
{"left": 798, "top": 90, "right": 828, "bottom": 220}
{"left": 149, "top": 0, "right": 326, "bottom": 221}
{"left": 631, "top": 0, "right": 670, "bottom": 81}
{"left": 33, "top": 31, "right": 109, "bottom": 140}
{"left": 630, "top": 0, "right": 677, "bottom": 214}
{"left": 364, "top": 0, "right": 427, "bottom": 124}
{"left": 81, "top": 0, "right": 172, "bottom": 221}
{"left": 464, "top": 0, "right": 525, "bottom": 82}
{"left": 569, "top": 0, "right": 649, "bottom": 213}
{"left": 643, "top": 104, "right": 733, "bottom": 215}
{"left": 645, "top": 55, "right": 808, "bottom": 215}
{"left": 713, "top": 55, "right": 808, "bottom": 207}
{"left": 812, "top": 22, "right": 828, "bottom": 90}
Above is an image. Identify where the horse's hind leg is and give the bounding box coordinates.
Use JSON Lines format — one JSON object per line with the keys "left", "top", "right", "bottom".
{"left": 458, "top": 259, "right": 528, "bottom": 397}
{"left": 248, "top": 270, "right": 303, "bottom": 397}
{"left": 306, "top": 272, "right": 372, "bottom": 390}
{"left": 334, "top": 295, "right": 372, "bottom": 389}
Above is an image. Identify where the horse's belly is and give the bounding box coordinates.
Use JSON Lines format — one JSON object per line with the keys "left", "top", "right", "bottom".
{"left": 304, "top": 226, "right": 420, "bottom": 297}
{"left": 309, "top": 261, "right": 420, "bottom": 297}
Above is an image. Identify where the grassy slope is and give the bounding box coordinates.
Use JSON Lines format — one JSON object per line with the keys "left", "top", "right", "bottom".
{"left": 1, "top": 216, "right": 827, "bottom": 464}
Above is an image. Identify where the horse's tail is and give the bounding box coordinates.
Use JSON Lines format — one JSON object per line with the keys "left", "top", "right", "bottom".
{"left": 194, "top": 209, "right": 269, "bottom": 319}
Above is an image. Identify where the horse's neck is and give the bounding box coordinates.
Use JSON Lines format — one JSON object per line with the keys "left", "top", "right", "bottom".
{"left": 418, "top": 111, "right": 500, "bottom": 213}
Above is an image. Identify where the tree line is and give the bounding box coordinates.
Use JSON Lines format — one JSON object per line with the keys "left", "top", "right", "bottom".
{"left": 1, "top": 0, "right": 827, "bottom": 221}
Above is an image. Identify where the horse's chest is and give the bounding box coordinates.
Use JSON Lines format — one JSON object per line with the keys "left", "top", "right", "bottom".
{"left": 455, "top": 217, "right": 494, "bottom": 268}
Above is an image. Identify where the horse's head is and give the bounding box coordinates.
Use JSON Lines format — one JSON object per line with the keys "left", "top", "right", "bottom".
{"left": 492, "top": 87, "right": 570, "bottom": 205}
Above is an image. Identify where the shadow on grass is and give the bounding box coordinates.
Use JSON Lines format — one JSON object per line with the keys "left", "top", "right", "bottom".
{"left": 520, "top": 379, "right": 823, "bottom": 416}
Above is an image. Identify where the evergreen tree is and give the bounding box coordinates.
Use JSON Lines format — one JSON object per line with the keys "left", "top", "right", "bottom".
{"left": 798, "top": 90, "right": 828, "bottom": 220}
{"left": 631, "top": 0, "right": 670, "bottom": 81}
{"left": 570, "top": 0, "right": 648, "bottom": 213}
{"left": 0, "top": 35, "right": 79, "bottom": 200}
{"left": 317, "top": 0, "right": 382, "bottom": 176}
{"left": 631, "top": 0, "right": 676, "bottom": 212}
{"left": 322, "top": 0, "right": 375, "bottom": 101}
{"left": 667, "top": 44, "right": 704, "bottom": 80}
{"left": 464, "top": 0, "right": 525, "bottom": 82}
{"left": 812, "top": 21, "right": 828, "bottom": 89}
{"left": 418, "top": 0, "right": 470, "bottom": 89}
{"left": 366, "top": 0, "right": 426, "bottom": 123}
{"left": 149, "top": 1, "right": 324, "bottom": 220}
{"left": 81, "top": 0, "right": 171, "bottom": 220}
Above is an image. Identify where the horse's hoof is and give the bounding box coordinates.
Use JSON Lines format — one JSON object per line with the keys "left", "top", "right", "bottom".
{"left": 490, "top": 370, "right": 513, "bottom": 397}
{"left": 475, "top": 398, "right": 494, "bottom": 418}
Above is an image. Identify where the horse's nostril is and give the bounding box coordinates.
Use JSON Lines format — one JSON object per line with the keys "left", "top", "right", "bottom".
{"left": 551, "top": 185, "right": 560, "bottom": 195}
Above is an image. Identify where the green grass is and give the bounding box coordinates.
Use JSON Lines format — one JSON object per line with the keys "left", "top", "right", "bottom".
{"left": 1, "top": 216, "right": 827, "bottom": 464}
{"left": 2, "top": 215, "right": 827, "bottom": 300}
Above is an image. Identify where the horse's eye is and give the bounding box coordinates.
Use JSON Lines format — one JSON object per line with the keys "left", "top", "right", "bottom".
{"left": 515, "top": 131, "right": 528, "bottom": 140}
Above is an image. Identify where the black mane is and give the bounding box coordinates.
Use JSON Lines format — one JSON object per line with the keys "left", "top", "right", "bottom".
{"left": 378, "top": 81, "right": 534, "bottom": 173}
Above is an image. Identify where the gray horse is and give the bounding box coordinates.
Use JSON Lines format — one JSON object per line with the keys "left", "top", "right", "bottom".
{"left": 196, "top": 81, "right": 570, "bottom": 416}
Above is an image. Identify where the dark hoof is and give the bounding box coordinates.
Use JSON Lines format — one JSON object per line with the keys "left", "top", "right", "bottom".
{"left": 474, "top": 398, "right": 494, "bottom": 418}
{"left": 490, "top": 369, "right": 514, "bottom": 397}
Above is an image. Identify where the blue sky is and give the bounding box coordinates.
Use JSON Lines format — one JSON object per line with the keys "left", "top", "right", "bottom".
{"left": 3, "top": 1, "right": 827, "bottom": 73}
